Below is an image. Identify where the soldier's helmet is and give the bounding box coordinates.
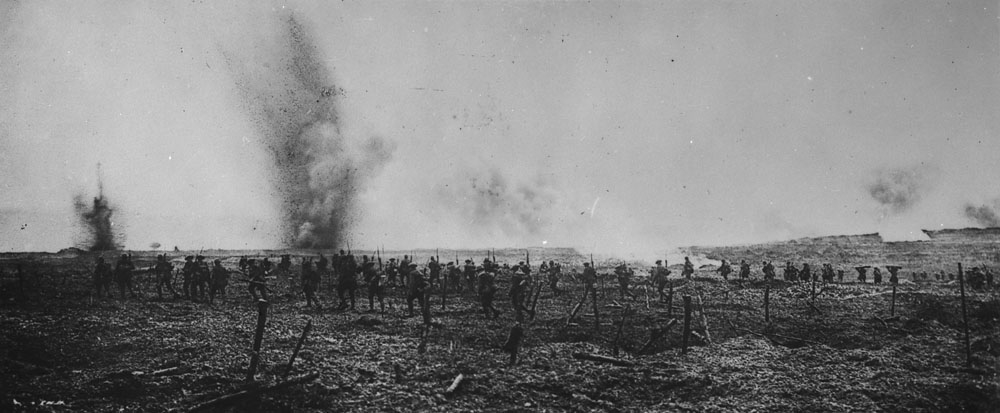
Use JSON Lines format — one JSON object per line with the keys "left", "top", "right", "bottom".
{"left": 389, "top": 258, "right": 396, "bottom": 262}
{"left": 214, "top": 259, "right": 222, "bottom": 265}
{"left": 340, "top": 250, "right": 346, "bottom": 255}
{"left": 655, "top": 260, "right": 662, "bottom": 264}
{"left": 519, "top": 261, "right": 525, "bottom": 265}
{"left": 447, "top": 262, "right": 454, "bottom": 266}
{"left": 584, "top": 262, "right": 590, "bottom": 267}
{"left": 465, "top": 260, "right": 472, "bottom": 264}
{"left": 196, "top": 255, "right": 205, "bottom": 261}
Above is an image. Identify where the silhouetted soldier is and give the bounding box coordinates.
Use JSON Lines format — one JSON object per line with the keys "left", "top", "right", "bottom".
{"left": 799, "top": 263, "right": 811, "bottom": 283}
{"left": 398, "top": 255, "right": 411, "bottom": 287}
{"left": 682, "top": 257, "right": 695, "bottom": 279}
{"left": 548, "top": 260, "right": 562, "bottom": 296}
{"left": 93, "top": 256, "right": 113, "bottom": 298}
{"left": 114, "top": 254, "right": 137, "bottom": 299}
{"left": 783, "top": 262, "right": 798, "bottom": 282}
{"left": 209, "top": 259, "right": 229, "bottom": 304}
{"left": 614, "top": 264, "right": 636, "bottom": 300}
{"left": 477, "top": 269, "right": 500, "bottom": 319}
{"left": 463, "top": 259, "right": 477, "bottom": 292}
{"left": 193, "top": 255, "right": 210, "bottom": 300}
{"left": 872, "top": 267, "right": 883, "bottom": 285}
{"left": 446, "top": 261, "right": 462, "bottom": 293}
{"left": 406, "top": 263, "right": 426, "bottom": 317}
{"left": 717, "top": 260, "right": 732, "bottom": 281}
{"left": 337, "top": 255, "right": 358, "bottom": 311}
{"left": 428, "top": 257, "right": 441, "bottom": 287}
{"left": 278, "top": 254, "right": 292, "bottom": 274}
{"left": 652, "top": 260, "right": 670, "bottom": 301}
{"left": 739, "top": 260, "right": 751, "bottom": 280}
{"left": 155, "top": 255, "right": 179, "bottom": 299}
{"left": 582, "top": 262, "right": 598, "bottom": 300}
{"left": 762, "top": 261, "right": 776, "bottom": 281}
{"left": 238, "top": 256, "right": 248, "bottom": 272}
{"left": 385, "top": 258, "right": 399, "bottom": 287}
{"left": 363, "top": 261, "right": 383, "bottom": 312}
{"left": 301, "top": 260, "right": 320, "bottom": 308}
{"left": 181, "top": 256, "right": 196, "bottom": 299}
{"left": 837, "top": 269, "right": 845, "bottom": 283}
{"left": 509, "top": 268, "right": 531, "bottom": 321}
{"left": 247, "top": 259, "right": 268, "bottom": 301}
{"left": 855, "top": 266, "right": 868, "bottom": 283}
{"left": 887, "top": 265, "right": 901, "bottom": 285}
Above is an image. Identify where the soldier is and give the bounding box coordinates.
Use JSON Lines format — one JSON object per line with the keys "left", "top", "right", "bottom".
{"left": 463, "top": 259, "right": 477, "bottom": 292}
{"left": 446, "top": 261, "right": 462, "bottom": 293}
{"left": 548, "top": 260, "right": 562, "bottom": 296}
{"left": 872, "top": 267, "right": 882, "bottom": 284}
{"left": 209, "top": 259, "right": 229, "bottom": 304}
{"left": 855, "top": 266, "right": 868, "bottom": 283}
{"left": 477, "top": 268, "right": 500, "bottom": 319}
{"left": 717, "top": 260, "right": 732, "bottom": 281}
{"left": 398, "top": 255, "right": 411, "bottom": 286}
{"left": 762, "top": 261, "right": 776, "bottom": 281}
{"left": 652, "top": 260, "right": 671, "bottom": 301}
{"left": 114, "top": 254, "right": 137, "bottom": 299}
{"left": 181, "top": 256, "right": 196, "bottom": 299}
{"left": 278, "top": 254, "right": 292, "bottom": 274}
{"left": 155, "top": 255, "right": 179, "bottom": 299}
{"left": 93, "top": 256, "right": 113, "bottom": 298}
{"left": 887, "top": 266, "right": 900, "bottom": 285}
{"left": 968, "top": 267, "right": 986, "bottom": 290}
{"left": 428, "top": 257, "right": 441, "bottom": 287}
{"left": 614, "top": 263, "right": 636, "bottom": 300}
{"left": 238, "top": 256, "right": 248, "bottom": 272}
{"left": 337, "top": 255, "right": 358, "bottom": 311}
{"left": 406, "top": 263, "right": 426, "bottom": 317}
{"left": 247, "top": 259, "right": 268, "bottom": 301}
{"left": 362, "top": 261, "right": 383, "bottom": 312}
{"left": 799, "top": 263, "right": 811, "bottom": 283}
{"left": 539, "top": 261, "right": 549, "bottom": 275}
{"left": 582, "top": 262, "right": 598, "bottom": 299}
{"left": 739, "top": 260, "right": 751, "bottom": 280}
{"left": 822, "top": 264, "right": 835, "bottom": 283}
{"left": 193, "top": 255, "right": 210, "bottom": 300}
{"left": 301, "top": 260, "right": 320, "bottom": 308}
{"left": 783, "top": 262, "right": 799, "bottom": 282}
{"left": 837, "top": 269, "right": 845, "bottom": 283}
{"left": 682, "top": 257, "right": 695, "bottom": 279}
{"left": 509, "top": 268, "right": 531, "bottom": 320}
{"left": 385, "top": 258, "right": 399, "bottom": 287}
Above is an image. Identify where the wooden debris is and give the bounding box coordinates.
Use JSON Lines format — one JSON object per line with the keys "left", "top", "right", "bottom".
{"left": 445, "top": 373, "right": 465, "bottom": 395}
{"left": 571, "top": 352, "right": 633, "bottom": 367}
{"left": 283, "top": 318, "right": 313, "bottom": 378}
{"left": 638, "top": 319, "right": 678, "bottom": 354}
{"left": 188, "top": 372, "right": 318, "bottom": 413}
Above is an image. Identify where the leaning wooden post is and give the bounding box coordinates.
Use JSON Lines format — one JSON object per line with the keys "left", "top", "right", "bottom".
{"left": 958, "top": 263, "right": 972, "bottom": 368}
{"left": 592, "top": 285, "right": 601, "bottom": 333}
{"left": 246, "top": 299, "right": 269, "bottom": 382}
{"left": 666, "top": 282, "right": 674, "bottom": 318}
{"left": 763, "top": 282, "right": 771, "bottom": 324}
{"left": 283, "top": 318, "right": 313, "bottom": 378}
{"left": 612, "top": 305, "right": 631, "bottom": 357}
{"left": 681, "top": 296, "right": 692, "bottom": 354}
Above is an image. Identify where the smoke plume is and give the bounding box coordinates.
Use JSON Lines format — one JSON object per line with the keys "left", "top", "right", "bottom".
{"left": 72, "top": 192, "right": 119, "bottom": 251}
{"left": 866, "top": 165, "right": 935, "bottom": 215}
{"left": 437, "top": 167, "right": 560, "bottom": 239}
{"left": 963, "top": 201, "right": 1000, "bottom": 227}
{"left": 225, "top": 15, "right": 394, "bottom": 248}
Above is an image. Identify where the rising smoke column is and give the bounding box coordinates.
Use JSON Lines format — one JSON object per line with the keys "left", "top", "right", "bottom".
{"left": 866, "top": 165, "right": 936, "bottom": 215}
{"left": 963, "top": 200, "right": 1000, "bottom": 227}
{"left": 224, "top": 15, "right": 393, "bottom": 248}
{"left": 72, "top": 179, "right": 119, "bottom": 251}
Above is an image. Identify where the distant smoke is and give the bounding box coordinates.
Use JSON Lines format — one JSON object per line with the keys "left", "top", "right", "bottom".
{"left": 438, "top": 168, "right": 560, "bottom": 238}
{"left": 72, "top": 193, "right": 119, "bottom": 251}
{"left": 225, "top": 15, "right": 394, "bottom": 248}
{"left": 866, "top": 165, "right": 935, "bottom": 215}
{"left": 963, "top": 201, "right": 1000, "bottom": 227}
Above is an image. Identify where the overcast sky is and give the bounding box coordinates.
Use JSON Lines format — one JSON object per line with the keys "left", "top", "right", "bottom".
{"left": 2, "top": 1, "right": 998, "bottom": 256}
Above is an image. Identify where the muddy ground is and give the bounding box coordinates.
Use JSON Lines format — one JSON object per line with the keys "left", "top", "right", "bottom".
{"left": 1, "top": 242, "right": 997, "bottom": 412}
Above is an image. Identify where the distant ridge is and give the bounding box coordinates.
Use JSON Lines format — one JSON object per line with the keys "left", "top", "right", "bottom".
{"left": 920, "top": 227, "right": 1000, "bottom": 242}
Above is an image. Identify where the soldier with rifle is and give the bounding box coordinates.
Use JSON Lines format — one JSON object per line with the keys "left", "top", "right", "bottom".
{"left": 855, "top": 266, "right": 869, "bottom": 283}
{"left": 193, "top": 255, "right": 210, "bottom": 301}
{"left": 446, "top": 261, "right": 462, "bottom": 293}
{"left": 155, "top": 254, "right": 180, "bottom": 299}
{"left": 209, "top": 259, "right": 229, "bottom": 304}
{"left": 652, "top": 260, "right": 670, "bottom": 301}
{"left": 463, "top": 259, "right": 477, "bottom": 292}
{"left": 385, "top": 258, "right": 399, "bottom": 287}
{"left": 872, "top": 267, "right": 882, "bottom": 285}
{"left": 783, "top": 261, "right": 799, "bottom": 282}
{"left": 300, "top": 259, "right": 320, "bottom": 308}
{"left": 337, "top": 253, "right": 359, "bottom": 311}
{"left": 799, "top": 263, "right": 811, "bottom": 283}
{"left": 509, "top": 267, "right": 531, "bottom": 321}
{"left": 428, "top": 255, "right": 441, "bottom": 287}
{"left": 762, "top": 261, "right": 776, "bottom": 281}
{"left": 582, "top": 261, "right": 598, "bottom": 302}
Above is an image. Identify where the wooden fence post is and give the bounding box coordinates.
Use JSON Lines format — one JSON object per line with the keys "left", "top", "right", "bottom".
{"left": 958, "top": 263, "right": 972, "bottom": 368}
{"left": 246, "top": 299, "right": 269, "bottom": 382}
{"left": 681, "top": 296, "right": 692, "bottom": 354}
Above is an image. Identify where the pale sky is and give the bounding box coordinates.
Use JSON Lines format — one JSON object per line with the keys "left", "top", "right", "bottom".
{"left": 2, "top": 1, "right": 998, "bottom": 256}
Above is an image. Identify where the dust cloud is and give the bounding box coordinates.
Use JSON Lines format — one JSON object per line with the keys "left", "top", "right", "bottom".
{"left": 866, "top": 165, "right": 936, "bottom": 216}
{"left": 963, "top": 201, "right": 1000, "bottom": 227}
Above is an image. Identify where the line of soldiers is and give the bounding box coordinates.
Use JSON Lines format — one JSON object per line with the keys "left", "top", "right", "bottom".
{"left": 92, "top": 254, "right": 234, "bottom": 303}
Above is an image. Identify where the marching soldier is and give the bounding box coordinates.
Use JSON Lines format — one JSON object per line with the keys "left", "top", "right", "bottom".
{"left": 477, "top": 268, "right": 500, "bottom": 319}
{"left": 428, "top": 257, "right": 441, "bottom": 287}
{"left": 652, "top": 260, "right": 670, "bottom": 301}
{"left": 872, "top": 267, "right": 883, "bottom": 285}
{"left": 509, "top": 268, "right": 531, "bottom": 321}
{"left": 762, "top": 261, "right": 776, "bottom": 281}
{"left": 337, "top": 254, "right": 358, "bottom": 311}
{"left": 739, "top": 260, "right": 751, "bottom": 280}
{"left": 181, "top": 255, "right": 196, "bottom": 299}
{"left": 855, "top": 266, "right": 869, "bottom": 283}
{"left": 547, "top": 260, "right": 562, "bottom": 296}
{"left": 385, "top": 258, "right": 399, "bottom": 287}
{"left": 783, "top": 262, "right": 798, "bottom": 282}
{"left": 682, "top": 257, "right": 695, "bottom": 279}
{"left": 155, "top": 255, "right": 179, "bottom": 299}
{"left": 301, "top": 260, "right": 321, "bottom": 308}
{"left": 463, "top": 259, "right": 477, "bottom": 292}
{"left": 614, "top": 263, "right": 636, "bottom": 300}
{"left": 93, "top": 256, "right": 113, "bottom": 298}
{"left": 114, "top": 254, "right": 137, "bottom": 299}
{"left": 717, "top": 260, "right": 732, "bottom": 281}
{"left": 446, "top": 261, "right": 462, "bottom": 293}
{"left": 363, "top": 261, "right": 384, "bottom": 312}
{"left": 209, "top": 259, "right": 229, "bottom": 304}
{"left": 247, "top": 259, "right": 268, "bottom": 301}
{"left": 887, "top": 265, "right": 901, "bottom": 285}
{"left": 193, "top": 255, "right": 210, "bottom": 301}
{"left": 799, "top": 263, "right": 811, "bottom": 283}
{"left": 406, "top": 263, "right": 427, "bottom": 317}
